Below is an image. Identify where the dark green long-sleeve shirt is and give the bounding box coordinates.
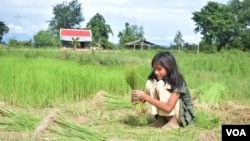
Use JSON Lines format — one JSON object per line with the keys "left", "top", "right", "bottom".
{"left": 173, "top": 83, "right": 195, "bottom": 127}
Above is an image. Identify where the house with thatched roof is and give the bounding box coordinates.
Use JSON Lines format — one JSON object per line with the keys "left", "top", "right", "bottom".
{"left": 60, "top": 28, "right": 92, "bottom": 48}
{"left": 125, "top": 39, "right": 156, "bottom": 50}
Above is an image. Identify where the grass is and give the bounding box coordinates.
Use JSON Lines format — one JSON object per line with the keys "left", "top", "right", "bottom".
{"left": 195, "top": 110, "right": 220, "bottom": 130}
{"left": 196, "top": 82, "right": 227, "bottom": 106}
{"left": 0, "top": 47, "right": 250, "bottom": 140}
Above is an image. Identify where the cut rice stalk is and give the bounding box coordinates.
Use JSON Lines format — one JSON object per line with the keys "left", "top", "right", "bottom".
{"left": 46, "top": 114, "right": 107, "bottom": 141}
{"left": 104, "top": 93, "right": 132, "bottom": 110}
{"left": 34, "top": 109, "right": 60, "bottom": 137}
{"left": 0, "top": 107, "right": 41, "bottom": 131}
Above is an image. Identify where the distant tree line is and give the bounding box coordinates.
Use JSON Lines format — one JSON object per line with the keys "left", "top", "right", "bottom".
{"left": 0, "top": 0, "right": 249, "bottom": 52}
{"left": 192, "top": 0, "right": 250, "bottom": 51}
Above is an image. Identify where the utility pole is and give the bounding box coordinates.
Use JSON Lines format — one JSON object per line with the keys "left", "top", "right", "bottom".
{"left": 140, "top": 38, "right": 144, "bottom": 51}
{"left": 197, "top": 25, "right": 200, "bottom": 54}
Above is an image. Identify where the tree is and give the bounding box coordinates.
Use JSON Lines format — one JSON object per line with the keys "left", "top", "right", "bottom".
{"left": 192, "top": 1, "right": 233, "bottom": 51}
{"left": 192, "top": 0, "right": 250, "bottom": 51}
{"left": 8, "top": 38, "right": 18, "bottom": 47}
{"left": 0, "top": 21, "right": 9, "bottom": 42}
{"left": 71, "top": 37, "right": 80, "bottom": 50}
{"left": 33, "top": 30, "right": 59, "bottom": 47}
{"left": 48, "top": 0, "right": 84, "bottom": 36}
{"left": 227, "top": 0, "right": 250, "bottom": 51}
{"left": 118, "top": 22, "right": 144, "bottom": 47}
{"left": 86, "top": 13, "right": 113, "bottom": 49}
{"left": 173, "top": 31, "right": 184, "bottom": 52}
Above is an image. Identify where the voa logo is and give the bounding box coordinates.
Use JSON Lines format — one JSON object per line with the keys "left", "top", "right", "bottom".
{"left": 226, "top": 129, "right": 246, "bottom": 136}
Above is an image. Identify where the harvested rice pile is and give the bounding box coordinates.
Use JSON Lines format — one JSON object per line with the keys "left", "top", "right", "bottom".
{"left": 0, "top": 107, "right": 41, "bottom": 132}
{"left": 0, "top": 107, "right": 107, "bottom": 141}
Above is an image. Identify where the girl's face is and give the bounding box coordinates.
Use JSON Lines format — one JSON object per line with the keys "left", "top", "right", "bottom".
{"left": 153, "top": 63, "right": 168, "bottom": 80}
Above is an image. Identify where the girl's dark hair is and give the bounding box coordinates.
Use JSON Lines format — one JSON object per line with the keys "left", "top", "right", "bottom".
{"left": 147, "top": 51, "right": 185, "bottom": 90}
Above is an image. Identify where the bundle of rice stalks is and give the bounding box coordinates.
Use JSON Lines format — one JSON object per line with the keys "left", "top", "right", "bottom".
{"left": 34, "top": 109, "right": 59, "bottom": 138}
{"left": 124, "top": 68, "right": 146, "bottom": 114}
{"left": 125, "top": 68, "right": 141, "bottom": 90}
{"left": 0, "top": 107, "right": 41, "bottom": 131}
{"left": 104, "top": 93, "right": 132, "bottom": 110}
{"left": 46, "top": 114, "right": 107, "bottom": 141}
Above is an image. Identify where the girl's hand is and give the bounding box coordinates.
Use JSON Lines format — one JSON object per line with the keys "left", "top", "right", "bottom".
{"left": 131, "top": 90, "right": 145, "bottom": 101}
{"left": 131, "top": 94, "right": 139, "bottom": 105}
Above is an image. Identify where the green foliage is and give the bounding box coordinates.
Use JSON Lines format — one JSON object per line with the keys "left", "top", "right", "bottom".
{"left": 8, "top": 38, "right": 32, "bottom": 48}
{"left": 8, "top": 38, "right": 19, "bottom": 47}
{"left": 0, "top": 21, "right": 9, "bottom": 42}
{"left": 99, "top": 38, "right": 116, "bottom": 49}
{"left": 192, "top": 0, "right": 250, "bottom": 51}
{"left": 48, "top": 0, "right": 84, "bottom": 32}
{"left": 173, "top": 30, "right": 184, "bottom": 52}
{"left": 118, "top": 22, "right": 144, "bottom": 47}
{"left": 33, "top": 30, "right": 59, "bottom": 47}
{"left": 199, "top": 41, "right": 217, "bottom": 53}
{"left": 86, "top": 12, "right": 113, "bottom": 46}
{"left": 72, "top": 37, "right": 80, "bottom": 50}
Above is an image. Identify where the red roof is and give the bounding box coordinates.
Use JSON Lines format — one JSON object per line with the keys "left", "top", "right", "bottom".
{"left": 60, "top": 29, "right": 92, "bottom": 42}
{"left": 60, "top": 29, "right": 91, "bottom": 37}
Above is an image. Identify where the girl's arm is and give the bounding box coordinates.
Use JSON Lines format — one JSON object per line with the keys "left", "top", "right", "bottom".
{"left": 132, "top": 90, "right": 180, "bottom": 113}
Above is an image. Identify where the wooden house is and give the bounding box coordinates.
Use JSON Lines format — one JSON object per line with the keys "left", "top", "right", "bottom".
{"left": 60, "top": 28, "right": 92, "bottom": 48}
{"left": 125, "top": 39, "right": 156, "bottom": 50}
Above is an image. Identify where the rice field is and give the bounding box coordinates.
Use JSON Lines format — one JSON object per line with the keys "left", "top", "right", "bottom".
{"left": 0, "top": 47, "right": 249, "bottom": 140}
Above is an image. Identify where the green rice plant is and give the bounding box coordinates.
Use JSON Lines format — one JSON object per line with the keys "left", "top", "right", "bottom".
{"left": 197, "top": 82, "right": 228, "bottom": 106}
{"left": 46, "top": 114, "right": 107, "bottom": 141}
{"left": 124, "top": 68, "right": 146, "bottom": 114}
{"left": 0, "top": 56, "right": 131, "bottom": 108}
{"left": 1, "top": 48, "right": 250, "bottom": 109}
{"left": 125, "top": 68, "right": 140, "bottom": 90}
{"left": 195, "top": 110, "right": 220, "bottom": 129}
{"left": 0, "top": 107, "right": 41, "bottom": 131}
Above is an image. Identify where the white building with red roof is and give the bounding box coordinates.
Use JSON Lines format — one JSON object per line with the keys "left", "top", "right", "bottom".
{"left": 60, "top": 28, "right": 92, "bottom": 48}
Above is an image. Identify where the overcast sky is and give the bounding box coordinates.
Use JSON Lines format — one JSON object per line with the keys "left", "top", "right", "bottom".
{"left": 1, "top": 0, "right": 229, "bottom": 46}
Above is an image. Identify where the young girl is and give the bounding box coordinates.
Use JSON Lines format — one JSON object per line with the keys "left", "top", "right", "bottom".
{"left": 131, "top": 51, "right": 195, "bottom": 130}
